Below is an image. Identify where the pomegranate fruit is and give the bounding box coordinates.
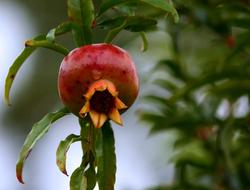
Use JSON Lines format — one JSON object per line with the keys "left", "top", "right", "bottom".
{"left": 58, "top": 43, "right": 139, "bottom": 128}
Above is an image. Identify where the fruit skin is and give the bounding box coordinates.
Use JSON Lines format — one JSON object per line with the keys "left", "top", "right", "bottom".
{"left": 58, "top": 43, "right": 139, "bottom": 117}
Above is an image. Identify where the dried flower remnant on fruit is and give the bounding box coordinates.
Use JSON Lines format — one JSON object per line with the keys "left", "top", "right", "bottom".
{"left": 79, "top": 79, "right": 127, "bottom": 128}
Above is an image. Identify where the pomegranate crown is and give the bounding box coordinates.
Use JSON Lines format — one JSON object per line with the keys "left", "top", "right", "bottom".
{"left": 79, "top": 79, "right": 128, "bottom": 128}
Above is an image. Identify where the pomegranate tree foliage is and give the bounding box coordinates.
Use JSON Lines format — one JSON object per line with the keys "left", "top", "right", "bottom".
{"left": 141, "top": 0, "right": 250, "bottom": 190}
{"left": 4, "top": 0, "right": 178, "bottom": 190}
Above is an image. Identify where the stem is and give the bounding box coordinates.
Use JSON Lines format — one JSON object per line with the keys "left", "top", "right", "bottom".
{"left": 25, "top": 40, "right": 69, "bottom": 55}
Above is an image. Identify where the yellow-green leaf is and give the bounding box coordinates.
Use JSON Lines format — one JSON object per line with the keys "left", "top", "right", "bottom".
{"left": 4, "top": 35, "right": 45, "bottom": 105}
{"left": 16, "top": 107, "right": 69, "bottom": 184}
{"left": 140, "top": 32, "right": 148, "bottom": 52}
{"left": 56, "top": 134, "right": 81, "bottom": 176}
{"left": 68, "top": 0, "right": 81, "bottom": 23}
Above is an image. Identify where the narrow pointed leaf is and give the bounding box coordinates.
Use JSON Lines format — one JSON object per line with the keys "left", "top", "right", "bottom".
{"left": 98, "top": 0, "right": 130, "bottom": 16}
{"left": 70, "top": 167, "right": 87, "bottom": 190}
{"left": 85, "top": 165, "right": 97, "bottom": 190}
{"left": 144, "top": 95, "right": 167, "bottom": 105}
{"left": 56, "top": 134, "right": 81, "bottom": 176}
{"left": 156, "top": 60, "right": 184, "bottom": 80}
{"left": 46, "top": 22, "right": 74, "bottom": 42}
{"left": 16, "top": 107, "right": 69, "bottom": 184}
{"left": 4, "top": 35, "right": 45, "bottom": 105}
{"left": 98, "top": 16, "right": 157, "bottom": 32}
{"left": 97, "top": 122, "right": 116, "bottom": 190}
{"left": 154, "top": 79, "right": 178, "bottom": 91}
{"left": 79, "top": 0, "right": 94, "bottom": 44}
{"left": 104, "top": 20, "right": 127, "bottom": 43}
{"left": 68, "top": 0, "right": 81, "bottom": 23}
{"left": 98, "top": 0, "right": 179, "bottom": 23}
{"left": 46, "top": 21, "right": 84, "bottom": 46}
{"left": 101, "top": 16, "right": 156, "bottom": 43}
{"left": 46, "top": 28, "right": 57, "bottom": 42}
{"left": 140, "top": 32, "right": 148, "bottom": 52}
{"left": 141, "top": 0, "right": 179, "bottom": 23}
{"left": 79, "top": 118, "right": 95, "bottom": 154}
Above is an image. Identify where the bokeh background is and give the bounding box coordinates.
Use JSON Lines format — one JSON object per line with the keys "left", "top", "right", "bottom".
{"left": 0, "top": 0, "right": 174, "bottom": 190}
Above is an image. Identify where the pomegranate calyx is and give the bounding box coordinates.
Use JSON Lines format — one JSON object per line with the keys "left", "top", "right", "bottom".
{"left": 79, "top": 79, "right": 127, "bottom": 128}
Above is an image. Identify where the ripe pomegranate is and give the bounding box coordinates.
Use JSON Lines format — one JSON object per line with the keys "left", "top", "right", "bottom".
{"left": 58, "top": 44, "right": 139, "bottom": 128}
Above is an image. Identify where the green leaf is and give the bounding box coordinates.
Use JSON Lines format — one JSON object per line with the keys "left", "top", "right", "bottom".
{"left": 97, "top": 17, "right": 125, "bottom": 29}
{"left": 80, "top": 0, "right": 94, "bottom": 44}
{"left": 46, "top": 21, "right": 84, "bottom": 46}
{"left": 70, "top": 167, "right": 87, "bottom": 190}
{"left": 79, "top": 118, "right": 96, "bottom": 155}
{"left": 46, "top": 22, "right": 72, "bottom": 42}
{"left": 85, "top": 164, "right": 97, "bottom": 190}
{"left": 156, "top": 60, "right": 185, "bottom": 80}
{"left": 104, "top": 19, "right": 128, "bottom": 43}
{"left": 56, "top": 134, "right": 81, "bottom": 176}
{"left": 208, "top": 80, "right": 250, "bottom": 100}
{"left": 16, "top": 107, "right": 69, "bottom": 184}
{"left": 4, "top": 35, "right": 45, "bottom": 105}
{"left": 102, "top": 16, "right": 156, "bottom": 43}
{"left": 128, "top": 19, "right": 156, "bottom": 31}
{"left": 46, "top": 28, "right": 57, "bottom": 42}
{"left": 154, "top": 79, "right": 178, "bottom": 91}
{"left": 140, "top": 32, "right": 148, "bottom": 52}
{"left": 98, "top": 0, "right": 179, "bottom": 23}
{"left": 97, "top": 122, "right": 116, "bottom": 190}
{"left": 141, "top": 0, "right": 179, "bottom": 23}
{"left": 68, "top": 0, "right": 82, "bottom": 23}
{"left": 98, "top": 0, "right": 129, "bottom": 16}
{"left": 98, "top": 16, "right": 157, "bottom": 32}
{"left": 144, "top": 95, "right": 167, "bottom": 106}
